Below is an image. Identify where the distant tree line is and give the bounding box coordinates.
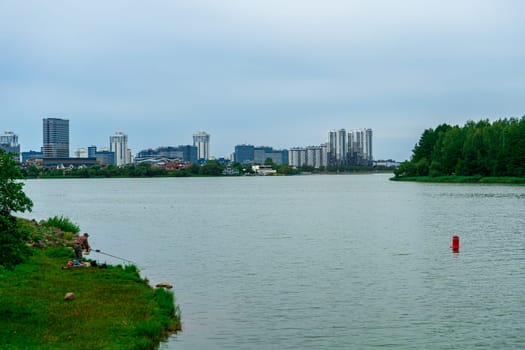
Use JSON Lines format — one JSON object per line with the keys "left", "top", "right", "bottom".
{"left": 394, "top": 117, "right": 525, "bottom": 178}
{"left": 21, "top": 161, "right": 228, "bottom": 178}
{"left": 261, "top": 158, "right": 390, "bottom": 175}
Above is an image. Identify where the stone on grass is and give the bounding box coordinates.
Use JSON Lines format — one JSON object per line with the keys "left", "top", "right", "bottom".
{"left": 64, "top": 292, "right": 75, "bottom": 301}
{"left": 155, "top": 283, "right": 173, "bottom": 289}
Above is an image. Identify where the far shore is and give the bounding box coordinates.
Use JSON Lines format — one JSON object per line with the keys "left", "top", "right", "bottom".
{"left": 22, "top": 169, "right": 395, "bottom": 180}
{"left": 390, "top": 175, "right": 525, "bottom": 184}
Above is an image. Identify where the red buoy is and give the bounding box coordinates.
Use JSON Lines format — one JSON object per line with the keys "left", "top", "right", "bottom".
{"left": 451, "top": 235, "right": 460, "bottom": 252}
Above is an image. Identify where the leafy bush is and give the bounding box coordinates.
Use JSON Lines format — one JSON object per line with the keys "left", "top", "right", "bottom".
{"left": 0, "top": 216, "right": 32, "bottom": 269}
{"left": 44, "top": 215, "right": 80, "bottom": 234}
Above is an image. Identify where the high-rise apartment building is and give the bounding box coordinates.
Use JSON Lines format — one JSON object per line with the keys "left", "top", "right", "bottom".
{"left": 306, "top": 146, "right": 323, "bottom": 168}
{"left": 193, "top": 131, "right": 210, "bottom": 160}
{"left": 328, "top": 129, "right": 348, "bottom": 165}
{"left": 43, "top": 118, "right": 69, "bottom": 158}
{"left": 327, "top": 128, "right": 373, "bottom": 166}
{"left": 289, "top": 147, "right": 307, "bottom": 168}
{"left": 0, "top": 131, "right": 18, "bottom": 147}
{"left": 0, "top": 131, "right": 21, "bottom": 161}
{"left": 320, "top": 143, "right": 329, "bottom": 167}
{"left": 349, "top": 128, "right": 373, "bottom": 165}
{"left": 289, "top": 146, "right": 325, "bottom": 169}
{"left": 110, "top": 132, "right": 129, "bottom": 166}
{"left": 365, "top": 128, "right": 373, "bottom": 162}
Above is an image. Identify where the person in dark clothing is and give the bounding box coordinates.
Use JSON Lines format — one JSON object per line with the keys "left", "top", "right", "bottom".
{"left": 74, "top": 233, "right": 91, "bottom": 260}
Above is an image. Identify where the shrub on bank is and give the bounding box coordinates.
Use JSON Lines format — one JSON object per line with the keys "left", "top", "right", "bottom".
{"left": 43, "top": 215, "right": 81, "bottom": 234}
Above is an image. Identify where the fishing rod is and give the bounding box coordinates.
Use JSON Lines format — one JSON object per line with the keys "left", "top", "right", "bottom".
{"left": 93, "top": 249, "right": 136, "bottom": 264}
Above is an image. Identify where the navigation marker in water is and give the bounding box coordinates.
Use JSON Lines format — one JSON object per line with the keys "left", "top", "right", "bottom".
{"left": 451, "top": 235, "right": 460, "bottom": 252}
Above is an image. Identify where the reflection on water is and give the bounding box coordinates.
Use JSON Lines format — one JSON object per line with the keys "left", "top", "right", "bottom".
{"left": 23, "top": 175, "right": 525, "bottom": 349}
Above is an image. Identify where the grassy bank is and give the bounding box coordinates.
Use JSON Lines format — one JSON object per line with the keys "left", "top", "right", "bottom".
{"left": 390, "top": 175, "right": 525, "bottom": 184}
{"left": 0, "top": 220, "right": 180, "bottom": 350}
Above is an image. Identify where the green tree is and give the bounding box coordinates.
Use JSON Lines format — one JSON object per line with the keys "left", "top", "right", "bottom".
{"left": 393, "top": 161, "right": 415, "bottom": 177}
{"left": 276, "top": 164, "right": 298, "bottom": 175}
{"left": 0, "top": 150, "right": 34, "bottom": 269}
{"left": 105, "top": 164, "right": 120, "bottom": 177}
{"left": 25, "top": 164, "right": 40, "bottom": 178}
{"left": 264, "top": 158, "right": 277, "bottom": 169}
{"left": 412, "top": 128, "right": 437, "bottom": 164}
{"left": 396, "top": 117, "right": 525, "bottom": 179}
{"left": 199, "top": 160, "right": 225, "bottom": 176}
{"left": 172, "top": 167, "right": 190, "bottom": 177}
{"left": 439, "top": 126, "right": 464, "bottom": 175}
{"left": 457, "top": 121, "right": 489, "bottom": 176}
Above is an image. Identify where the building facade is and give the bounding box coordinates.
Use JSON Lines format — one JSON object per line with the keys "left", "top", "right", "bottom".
{"left": 0, "top": 131, "right": 21, "bottom": 161}
{"left": 135, "top": 145, "right": 198, "bottom": 164}
{"left": 85, "top": 145, "right": 115, "bottom": 165}
{"left": 348, "top": 128, "right": 373, "bottom": 165}
{"left": 289, "top": 146, "right": 325, "bottom": 169}
{"left": 306, "top": 146, "right": 323, "bottom": 168}
{"left": 96, "top": 150, "right": 116, "bottom": 166}
{"left": 21, "top": 150, "right": 43, "bottom": 164}
{"left": 193, "top": 131, "right": 210, "bottom": 160}
{"left": 34, "top": 157, "right": 99, "bottom": 168}
{"left": 87, "top": 145, "right": 97, "bottom": 158}
{"left": 0, "top": 131, "right": 18, "bottom": 147}
{"left": 327, "top": 128, "right": 373, "bottom": 166}
{"left": 253, "top": 146, "right": 289, "bottom": 165}
{"left": 74, "top": 148, "right": 87, "bottom": 158}
{"left": 234, "top": 144, "right": 255, "bottom": 164}
{"left": 110, "top": 132, "right": 130, "bottom": 166}
{"left": 289, "top": 147, "right": 307, "bottom": 168}
{"left": 43, "top": 118, "right": 69, "bottom": 158}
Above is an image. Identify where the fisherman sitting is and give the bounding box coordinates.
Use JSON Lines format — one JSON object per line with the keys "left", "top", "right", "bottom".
{"left": 74, "top": 233, "right": 91, "bottom": 261}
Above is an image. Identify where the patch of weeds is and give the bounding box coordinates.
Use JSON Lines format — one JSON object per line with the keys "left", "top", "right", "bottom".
{"left": 43, "top": 216, "right": 80, "bottom": 234}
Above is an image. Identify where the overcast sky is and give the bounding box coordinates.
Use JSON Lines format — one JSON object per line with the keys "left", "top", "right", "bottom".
{"left": 1, "top": 0, "right": 524, "bottom": 161}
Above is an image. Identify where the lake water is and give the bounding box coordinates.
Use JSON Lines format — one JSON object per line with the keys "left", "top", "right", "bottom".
{"left": 22, "top": 174, "right": 525, "bottom": 349}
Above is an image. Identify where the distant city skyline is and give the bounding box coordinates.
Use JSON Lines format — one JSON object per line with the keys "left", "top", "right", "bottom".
{"left": 3, "top": 123, "right": 384, "bottom": 161}
{"left": 2, "top": 2, "right": 524, "bottom": 161}
{"left": 1, "top": 122, "right": 382, "bottom": 163}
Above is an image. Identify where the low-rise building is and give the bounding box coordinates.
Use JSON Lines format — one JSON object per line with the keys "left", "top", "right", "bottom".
{"left": 135, "top": 145, "right": 198, "bottom": 164}
{"left": 252, "top": 164, "right": 277, "bottom": 176}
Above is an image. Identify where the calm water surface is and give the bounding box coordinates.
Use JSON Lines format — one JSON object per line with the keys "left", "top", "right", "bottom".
{"left": 23, "top": 174, "right": 525, "bottom": 349}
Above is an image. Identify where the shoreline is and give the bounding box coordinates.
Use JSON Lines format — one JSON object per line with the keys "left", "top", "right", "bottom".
{"left": 22, "top": 170, "right": 394, "bottom": 180}
{"left": 390, "top": 175, "right": 525, "bottom": 184}
{"left": 0, "top": 218, "right": 181, "bottom": 349}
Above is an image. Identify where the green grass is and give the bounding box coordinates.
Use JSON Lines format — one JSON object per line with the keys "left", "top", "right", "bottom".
{"left": 43, "top": 215, "right": 81, "bottom": 234}
{"left": 0, "top": 248, "right": 181, "bottom": 349}
{"left": 390, "top": 175, "right": 525, "bottom": 184}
